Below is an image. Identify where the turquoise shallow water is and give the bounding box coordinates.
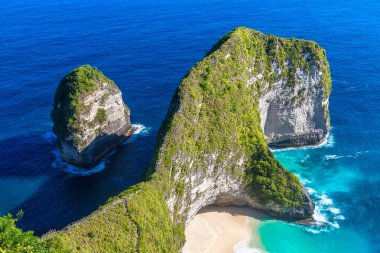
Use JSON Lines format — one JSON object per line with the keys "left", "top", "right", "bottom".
{"left": 0, "top": 0, "right": 379, "bottom": 251}
{"left": 251, "top": 136, "right": 375, "bottom": 252}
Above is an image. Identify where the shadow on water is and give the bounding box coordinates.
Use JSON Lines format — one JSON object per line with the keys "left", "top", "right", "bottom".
{"left": 0, "top": 131, "right": 155, "bottom": 236}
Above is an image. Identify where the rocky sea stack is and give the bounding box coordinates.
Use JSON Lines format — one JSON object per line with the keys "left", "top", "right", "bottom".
{"left": 45, "top": 27, "right": 331, "bottom": 252}
{"left": 52, "top": 65, "right": 132, "bottom": 167}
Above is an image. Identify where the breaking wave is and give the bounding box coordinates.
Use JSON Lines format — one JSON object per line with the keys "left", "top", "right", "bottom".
{"left": 131, "top": 123, "right": 150, "bottom": 135}
{"left": 48, "top": 123, "right": 150, "bottom": 176}
{"left": 51, "top": 149, "right": 107, "bottom": 176}
{"left": 234, "top": 239, "right": 267, "bottom": 253}
{"left": 306, "top": 191, "right": 345, "bottom": 234}
{"left": 123, "top": 123, "right": 152, "bottom": 144}
{"left": 271, "top": 133, "right": 335, "bottom": 152}
{"left": 324, "top": 150, "right": 372, "bottom": 160}
{"left": 297, "top": 174, "right": 345, "bottom": 234}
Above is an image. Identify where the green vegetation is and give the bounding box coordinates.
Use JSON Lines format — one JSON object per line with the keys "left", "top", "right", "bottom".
{"left": 100, "top": 93, "right": 109, "bottom": 105}
{"left": 51, "top": 65, "right": 115, "bottom": 147}
{"left": 43, "top": 183, "right": 184, "bottom": 252}
{"left": 95, "top": 108, "right": 106, "bottom": 124}
{"left": 2, "top": 27, "right": 330, "bottom": 252}
{"left": 0, "top": 212, "right": 67, "bottom": 253}
{"left": 148, "top": 27, "right": 329, "bottom": 208}
{"left": 46, "top": 27, "right": 329, "bottom": 251}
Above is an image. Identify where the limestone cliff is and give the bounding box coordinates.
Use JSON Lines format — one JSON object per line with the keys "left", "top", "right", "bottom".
{"left": 257, "top": 37, "right": 331, "bottom": 147}
{"left": 45, "top": 27, "right": 331, "bottom": 252}
{"left": 52, "top": 65, "right": 132, "bottom": 167}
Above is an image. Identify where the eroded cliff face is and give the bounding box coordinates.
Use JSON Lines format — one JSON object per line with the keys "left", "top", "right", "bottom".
{"left": 168, "top": 153, "right": 313, "bottom": 225}
{"left": 52, "top": 65, "right": 132, "bottom": 167}
{"left": 47, "top": 28, "right": 331, "bottom": 252}
{"left": 258, "top": 58, "right": 330, "bottom": 147}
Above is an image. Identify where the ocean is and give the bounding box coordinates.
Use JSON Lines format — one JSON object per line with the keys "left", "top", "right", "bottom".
{"left": 0, "top": 0, "right": 379, "bottom": 252}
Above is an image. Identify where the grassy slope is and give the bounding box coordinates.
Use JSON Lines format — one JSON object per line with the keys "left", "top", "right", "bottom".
{"left": 39, "top": 27, "right": 331, "bottom": 252}
{"left": 44, "top": 183, "right": 184, "bottom": 252}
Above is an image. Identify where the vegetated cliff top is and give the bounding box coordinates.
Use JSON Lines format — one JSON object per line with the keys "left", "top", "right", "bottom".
{"left": 51, "top": 65, "right": 119, "bottom": 145}
{"left": 208, "top": 27, "right": 331, "bottom": 98}
{"left": 40, "top": 27, "right": 331, "bottom": 252}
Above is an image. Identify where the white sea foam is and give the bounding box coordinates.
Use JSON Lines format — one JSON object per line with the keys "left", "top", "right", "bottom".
{"left": 323, "top": 133, "right": 335, "bottom": 148}
{"left": 300, "top": 154, "right": 310, "bottom": 163}
{"left": 293, "top": 174, "right": 345, "bottom": 233}
{"left": 319, "top": 194, "right": 333, "bottom": 205}
{"left": 301, "top": 177, "right": 311, "bottom": 184}
{"left": 51, "top": 149, "right": 107, "bottom": 176}
{"left": 313, "top": 206, "right": 327, "bottom": 224}
{"left": 324, "top": 150, "right": 372, "bottom": 161}
{"left": 324, "top": 154, "right": 340, "bottom": 160}
{"left": 122, "top": 123, "right": 151, "bottom": 144}
{"left": 271, "top": 132, "right": 334, "bottom": 152}
{"left": 46, "top": 131, "right": 107, "bottom": 176}
{"left": 356, "top": 150, "right": 371, "bottom": 155}
{"left": 336, "top": 215, "right": 345, "bottom": 220}
{"left": 233, "top": 239, "right": 266, "bottom": 253}
{"left": 307, "top": 191, "right": 345, "bottom": 233}
{"left": 328, "top": 207, "right": 341, "bottom": 215}
{"left": 50, "top": 123, "right": 150, "bottom": 176}
{"left": 131, "top": 123, "right": 150, "bottom": 135}
{"left": 294, "top": 173, "right": 311, "bottom": 185}
{"left": 306, "top": 187, "right": 316, "bottom": 195}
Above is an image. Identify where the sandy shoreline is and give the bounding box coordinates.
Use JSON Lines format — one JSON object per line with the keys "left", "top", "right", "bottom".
{"left": 183, "top": 205, "right": 267, "bottom": 253}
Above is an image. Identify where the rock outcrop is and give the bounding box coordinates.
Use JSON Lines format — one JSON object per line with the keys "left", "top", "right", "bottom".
{"left": 45, "top": 27, "right": 331, "bottom": 252}
{"left": 258, "top": 50, "right": 330, "bottom": 148}
{"left": 52, "top": 65, "right": 132, "bottom": 167}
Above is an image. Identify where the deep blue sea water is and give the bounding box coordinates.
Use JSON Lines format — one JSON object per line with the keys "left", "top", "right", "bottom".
{"left": 0, "top": 0, "right": 379, "bottom": 252}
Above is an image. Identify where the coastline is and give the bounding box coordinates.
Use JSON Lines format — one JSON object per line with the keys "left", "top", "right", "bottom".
{"left": 183, "top": 206, "right": 267, "bottom": 253}
{"left": 270, "top": 132, "right": 333, "bottom": 152}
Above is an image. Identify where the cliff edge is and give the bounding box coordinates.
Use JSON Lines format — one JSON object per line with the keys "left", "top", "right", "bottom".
{"left": 256, "top": 34, "right": 331, "bottom": 147}
{"left": 51, "top": 65, "right": 132, "bottom": 167}
{"left": 44, "top": 27, "right": 331, "bottom": 252}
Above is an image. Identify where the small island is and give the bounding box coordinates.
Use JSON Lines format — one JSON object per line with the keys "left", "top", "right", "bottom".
{"left": 51, "top": 65, "right": 133, "bottom": 167}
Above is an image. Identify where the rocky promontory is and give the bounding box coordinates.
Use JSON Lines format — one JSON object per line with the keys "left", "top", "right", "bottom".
{"left": 51, "top": 65, "right": 132, "bottom": 167}
{"left": 45, "top": 27, "right": 331, "bottom": 252}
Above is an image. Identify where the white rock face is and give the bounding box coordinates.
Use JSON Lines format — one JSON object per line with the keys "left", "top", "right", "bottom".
{"left": 54, "top": 78, "right": 131, "bottom": 167}
{"left": 258, "top": 64, "right": 329, "bottom": 147}
{"left": 167, "top": 151, "right": 312, "bottom": 226}
{"left": 166, "top": 152, "right": 251, "bottom": 224}
{"left": 74, "top": 81, "right": 130, "bottom": 150}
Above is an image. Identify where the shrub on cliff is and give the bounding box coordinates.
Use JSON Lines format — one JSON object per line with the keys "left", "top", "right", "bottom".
{"left": 0, "top": 212, "right": 50, "bottom": 252}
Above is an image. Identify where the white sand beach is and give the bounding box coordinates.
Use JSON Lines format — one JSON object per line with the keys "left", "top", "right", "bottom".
{"left": 183, "top": 205, "right": 266, "bottom": 253}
